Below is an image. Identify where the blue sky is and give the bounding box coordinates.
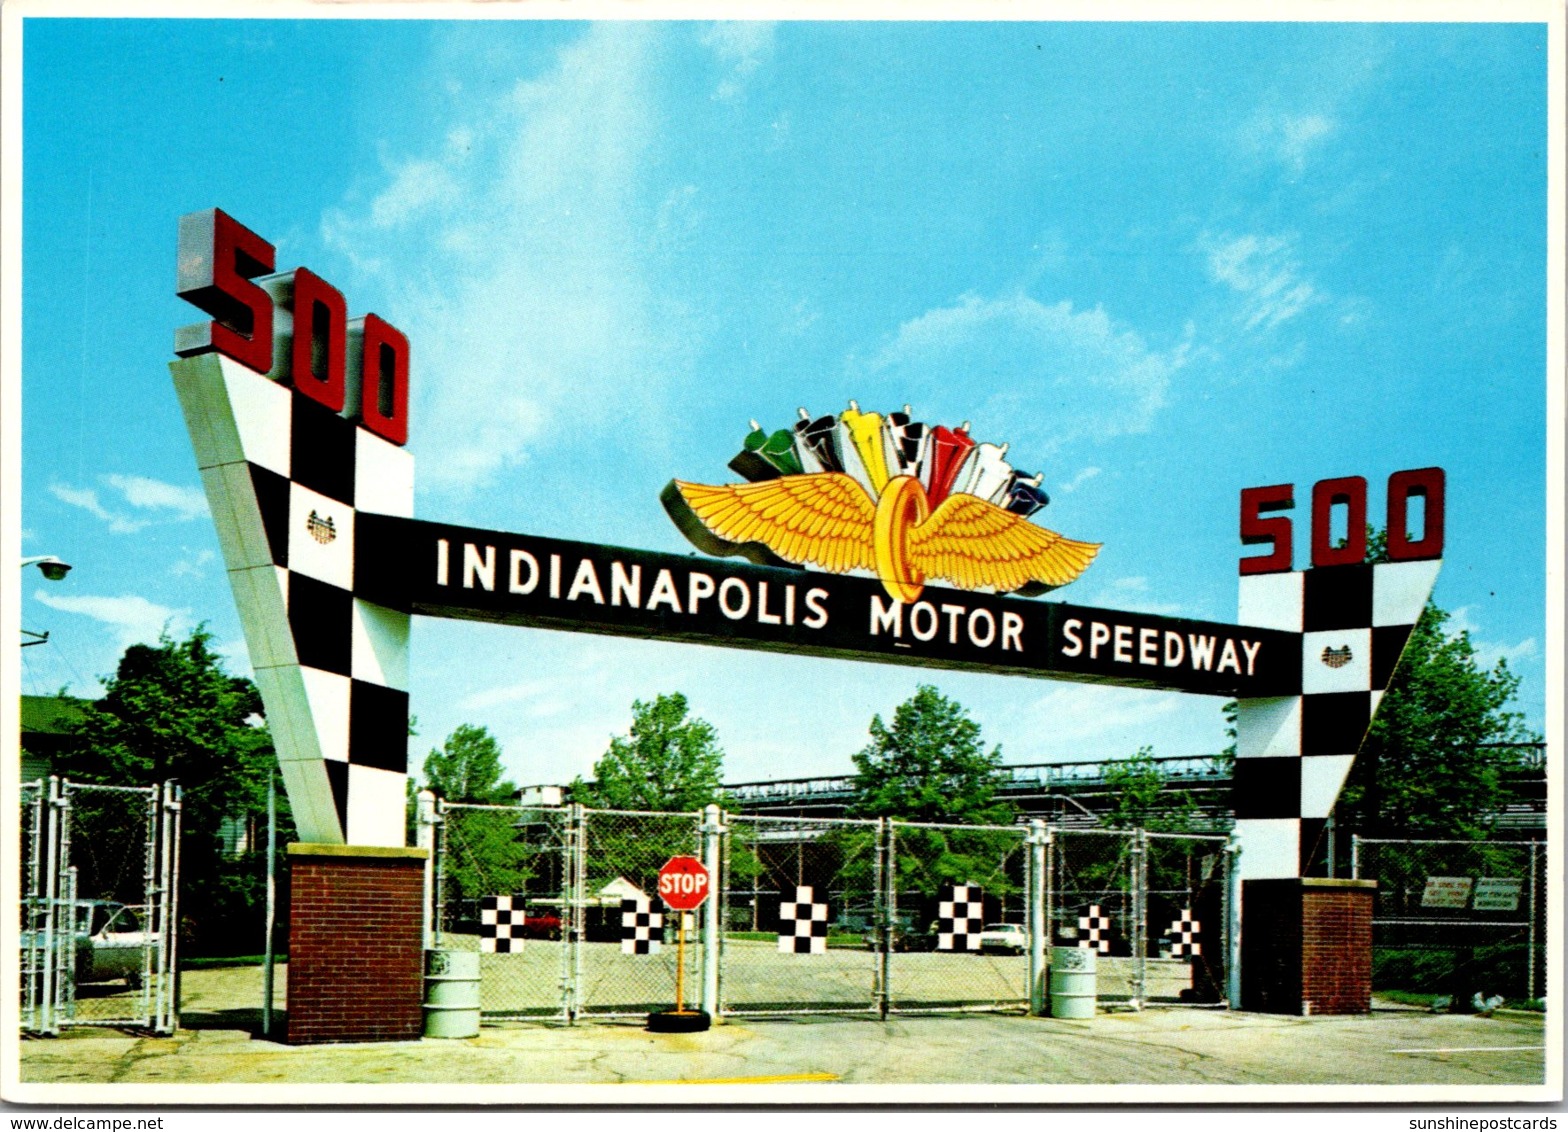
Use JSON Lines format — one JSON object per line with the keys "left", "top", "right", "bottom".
{"left": 14, "top": 17, "right": 1550, "bottom": 788}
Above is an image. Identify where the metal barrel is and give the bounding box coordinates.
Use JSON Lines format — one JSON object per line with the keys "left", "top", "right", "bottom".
{"left": 423, "top": 949, "right": 480, "bottom": 1038}
{"left": 1049, "top": 945, "right": 1097, "bottom": 1019}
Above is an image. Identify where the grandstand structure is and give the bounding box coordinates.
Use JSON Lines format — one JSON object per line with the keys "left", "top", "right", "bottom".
{"left": 718, "top": 745, "right": 1547, "bottom": 834}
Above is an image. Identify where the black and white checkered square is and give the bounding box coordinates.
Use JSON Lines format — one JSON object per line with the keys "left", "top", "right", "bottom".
{"left": 937, "top": 883, "right": 985, "bottom": 951}
{"left": 173, "top": 353, "right": 415, "bottom": 846}
{"left": 777, "top": 885, "right": 829, "bottom": 954}
{"left": 1235, "top": 558, "right": 1440, "bottom": 878}
{"left": 621, "top": 896, "right": 664, "bottom": 955}
{"left": 1165, "top": 908, "right": 1201, "bottom": 959}
{"left": 480, "top": 895, "right": 529, "bottom": 954}
{"left": 1078, "top": 904, "right": 1112, "bottom": 954}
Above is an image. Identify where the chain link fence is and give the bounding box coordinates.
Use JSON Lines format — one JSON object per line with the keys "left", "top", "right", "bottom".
{"left": 720, "top": 815, "right": 882, "bottom": 1015}
{"left": 887, "top": 820, "right": 1031, "bottom": 1012}
{"left": 573, "top": 808, "right": 705, "bottom": 1019}
{"left": 424, "top": 802, "right": 1246, "bottom": 1023}
{"left": 1352, "top": 835, "right": 1544, "bottom": 1003}
{"left": 1049, "top": 828, "right": 1144, "bottom": 1003}
{"left": 18, "top": 778, "right": 180, "bottom": 1036}
{"left": 433, "top": 801, "right": 569, "bottom": 1020}
{"left": 1142, "top": 832, "right": 1231, "bottom": 1005}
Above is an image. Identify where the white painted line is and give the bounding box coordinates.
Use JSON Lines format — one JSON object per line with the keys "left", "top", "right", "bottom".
{"left": 1388, "top": 1046, "right": 1546, "bottom": 1055}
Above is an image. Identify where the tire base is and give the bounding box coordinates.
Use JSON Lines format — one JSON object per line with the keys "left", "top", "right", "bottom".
{"left": 647, "top": 1009, "right": 711, "bottom": 1033}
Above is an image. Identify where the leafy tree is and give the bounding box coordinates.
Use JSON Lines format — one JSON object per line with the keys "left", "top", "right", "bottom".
{"left": 844, "top": 686, "right": 1018, "bottom": 912}
{"left": 421, "top": 725, "right": 538, "bottom": 919}
{"left": 59, "top": 627, "right": 286, "bottom": 954}
{"left": 848, "top": 684, "right": 1012, "bottom": 825}
{"left": 571, "top": 693, "right": 725, "bottom": 811}
{"left": 1337, "top": 601, "right": 1538, "bottom": 839}
{"left": 1101, "top": 746, "right": 1199, "bottom": 833}
{"left": 566, "top": 694, "right": 726, "bottom": 898}
{"left": 423, "top": 723, "right": 515, "bottom": 804}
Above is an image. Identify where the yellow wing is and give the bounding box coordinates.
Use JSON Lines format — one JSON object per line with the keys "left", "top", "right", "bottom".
{"left": 906, "top": 492, "right": 1101, "bottom": 593}
{"left": 669, "top": 474, "right": 877, "bottom": 574}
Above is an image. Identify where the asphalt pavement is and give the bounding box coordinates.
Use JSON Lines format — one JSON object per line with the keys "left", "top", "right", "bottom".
{"left": 8, "top": 963, "right": 1553, "bottom": 1104}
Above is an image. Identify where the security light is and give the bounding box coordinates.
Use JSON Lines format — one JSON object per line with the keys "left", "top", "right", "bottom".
{"left": 21, "top": 556, "right": 72, "bottom": 581}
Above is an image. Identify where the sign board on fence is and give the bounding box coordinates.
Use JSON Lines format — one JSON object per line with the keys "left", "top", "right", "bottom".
{"left": 1471, "top": 877, "right": 1523, "bottom": 912}
{"left": 1420, "top": 876, "right": 1474, "bottom": 909}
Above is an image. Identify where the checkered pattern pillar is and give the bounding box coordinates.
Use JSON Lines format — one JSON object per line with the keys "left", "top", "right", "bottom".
{"left": 1233, "top": 559, "right": 1440, "bottom": 879}
{"left": 172, "top": 352, "right": 413, "bottom": 846}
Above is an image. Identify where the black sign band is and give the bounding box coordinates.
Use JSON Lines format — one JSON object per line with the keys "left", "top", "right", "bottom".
{"left": 356, "top": 514, "right": 1301, "bottom": 697}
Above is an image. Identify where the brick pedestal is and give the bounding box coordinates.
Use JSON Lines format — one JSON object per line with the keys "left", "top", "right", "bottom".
{"left": 286, "top": 843, "right": 428, "bottom": 1044}
{"left": 1241, "top": 877, "right": 1375, "bottom": 1015}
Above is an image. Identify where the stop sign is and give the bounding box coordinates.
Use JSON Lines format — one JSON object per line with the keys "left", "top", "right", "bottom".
{"left": 657, "top": 856, "right": 711, "bottom": 912}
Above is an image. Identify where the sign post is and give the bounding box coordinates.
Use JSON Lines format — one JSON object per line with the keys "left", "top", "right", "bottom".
{"left": 651, "top": 856, "right": 711, "bottom": 1033}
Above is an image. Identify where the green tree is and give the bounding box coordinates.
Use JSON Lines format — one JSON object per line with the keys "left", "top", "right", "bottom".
{"left": 845, "top": 686, "right": 1018, "bottom": 911}
{"left": 60, "top": 627, "right": 285, "bottom": 954}
{"left": 1338, "top": 602, "right": 1538, "bottom": 839}
{"left": 848, "top": 684, "right": 1012, "bottom": 825}
{"left": 571, "top": 693, "right": 725, "bottom": 811}
{"left": 421, "top": 725, "right": 537, "bottom": 916}
{"left": 1101, "top": 746, "right": 1199, "bottom": 833}
{"left": 423, "top": 723, "right": 515, "bottom": 804}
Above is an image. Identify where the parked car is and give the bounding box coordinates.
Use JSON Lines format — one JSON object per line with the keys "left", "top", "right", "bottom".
{"left": 977, "top": 923, "right": 1027, "bottom": 955}
{"left": 22, "top": 901, "right": 156, "bottom": 987}
{"left": 863, "top": 919, "right": 938, "bottom": 952}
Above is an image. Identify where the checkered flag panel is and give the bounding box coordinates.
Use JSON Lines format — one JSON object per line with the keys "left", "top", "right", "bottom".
{"left": 1235, "top": 558, "right": 1441, "bottom": 878}
{"left": 1078, "top": 904, "right": 1112, "bottom": 954}
{"left": 172, "top": 353, "right": 414, "bottom": 846}
{"left": 1165, "top": 908, "right": 1201, "bottom": 959}
{"left": 937, "top": 883, "right": 985, "bottom": 951}
{"left": 479, "top": 895, "right": 527, "bottom": 954}
{"left": 621, "top": 896, "right": 663, "bottom": 955}
{"left": 777, "top": 885, "right": 829, "bottom": 955}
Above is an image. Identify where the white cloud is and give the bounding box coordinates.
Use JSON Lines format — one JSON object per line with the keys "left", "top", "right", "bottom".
{"left": 170, "top": 548, "right": 216, "bottom": 578}
{"left": 50, "top": 483, "right": 146, "bottom": 534}
{"left": 699, "top": 21, "right": 775, "bottom": 101}
{"left": 322, "top": 23, "right": 682, "bottom": 498}
{"left": 866, "top": 293, "right": 1183, "bottom": 454}
{"left": 51, "top": 475, "right": 207, "bottom": 533}
{"left": 104, "top": 474, "right": 208, "bottom": 520}
{"left": 1198, "top": 232, "right": 1321, "bottom": 333}
{"left": 1058, "top": 467, "right": 1101, "bottom": 495}
{"left": 1013, "top": 684, "right": 1189, "bottom": 749}
{"left": 1242, "top": 110, "right": 1335, "bottom": 176}
{"left": 32, "top": 590, "right": 191, "bottom": 652}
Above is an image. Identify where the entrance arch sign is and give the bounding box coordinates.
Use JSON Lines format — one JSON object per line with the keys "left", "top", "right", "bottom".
{"left": 169, "top": 208, "right": 1441, "bottom": 880}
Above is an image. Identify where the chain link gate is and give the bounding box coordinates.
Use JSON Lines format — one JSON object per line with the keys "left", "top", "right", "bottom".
{"left": 573, "top": 808, "right": 705, "bottom": 1019}
{"left": 19, "top": 777, "right": 181, "bottom": 1035}
{"left": 1352, "top": 835, "right": 1544, "bottom": 1003}
{"left": 431, "top": 800, "right": 570, "bottom": 1020}
{"left": 719, "top": 814, "right": 883, "bottom": 1015}
{"left": 1048, "top": 828, "right": 1144, "bottom": 1005}
{"left": 424, "top": 797, "right": 1245, "bottom": 1023}
{"left": 886, "top": 820, "right": 1031, "bottom": 1013}
{"left": 1141, "top": 832, "right": 1233, "bottom": 1005}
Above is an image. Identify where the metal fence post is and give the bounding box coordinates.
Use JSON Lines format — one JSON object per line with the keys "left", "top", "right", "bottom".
{"left": 262, "top": 773, "right": 278, "bottom": 1037}
{"left": 416, "top": 790, "right": 437, "bottom": 951}
{"left": 701, "top": 804, "right": 724, "bottom": 1019}
{"left": 1131, "top": 829, "right": 1147, "bottom": 1010}
{"left": 40, "top": 776, "right": 62, "bottom": 1035}
{"left": 1350, "top": 833, "right": 1361, "bottom": 879}
{"left": 160, "top": 780, "right": 182, "bottom": 1035}
{"left": 1224, "top": 834, "right": 1242, "bottom": 1009}
{"left": 565, "top": 803, "right": 586, "bottom": 1023}
{"left": 1528, "top": 840, "right": 1539, "bottom": 1002}
{"left": 1027, "top": 820, "right": 1048, "bottom": 1016}
{"left": 876, "top": 818, "right": 892, "bottom": 1019}
{"left": 167, "top": 785, "right": 183, "bottom": 1033}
